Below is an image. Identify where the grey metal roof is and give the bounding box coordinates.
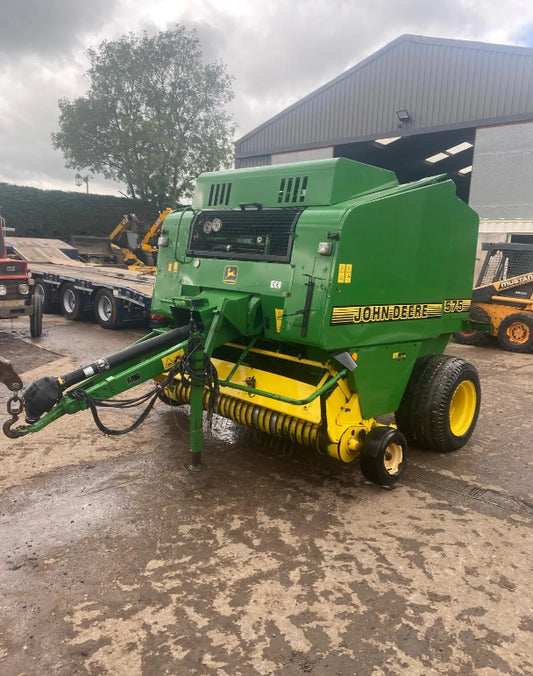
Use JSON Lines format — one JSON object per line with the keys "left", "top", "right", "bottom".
{"left": 235, "top": 34, "right": 533, "bottom": 159}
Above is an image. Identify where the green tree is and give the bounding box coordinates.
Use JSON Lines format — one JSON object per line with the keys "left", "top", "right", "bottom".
{"left": 52, "top": 25, "right": 235, "bottom": 206}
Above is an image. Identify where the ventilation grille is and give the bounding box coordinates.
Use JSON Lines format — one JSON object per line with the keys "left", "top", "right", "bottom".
{"left": 208, "top": 182, "right": 232, "bottom": 206}
{"left": 0, "top": 260, "right": 26, "bottom": 277}
{"left": 277, "top": 176, "right": 309, "bottom": 203}
{"left": 187, "top": 208, "right": 303, "bottom": 262}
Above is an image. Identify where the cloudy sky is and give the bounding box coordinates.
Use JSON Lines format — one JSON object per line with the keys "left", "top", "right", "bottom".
{"left": 1, "top": 0, "right": 533, "bottom": 196}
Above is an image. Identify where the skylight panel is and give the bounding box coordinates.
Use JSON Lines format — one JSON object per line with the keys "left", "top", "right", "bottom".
{"left": 446, "top": 142, "right": 473, "bottom": 155}
{"left": 426, "top": 152, "right": 449, "bottom": 164}
{"left": 374, "top": 136, "right": 401, "bottom": 146}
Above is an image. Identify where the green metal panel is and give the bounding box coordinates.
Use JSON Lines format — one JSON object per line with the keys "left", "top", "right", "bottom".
{"left": 192, "top": 158, "right": 398, "bottom": 209}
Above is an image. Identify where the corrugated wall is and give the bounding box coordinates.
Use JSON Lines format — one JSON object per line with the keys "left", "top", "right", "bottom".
{"left": 235, "top": 36, "right": 533, "bottom": 159}
{"left": 470, "top": 122, "right": 533, "bottom": 219}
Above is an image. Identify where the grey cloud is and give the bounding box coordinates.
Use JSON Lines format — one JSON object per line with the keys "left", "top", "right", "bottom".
{"left": 0, "top": 0, "right": 120, "bottom": 58}
{"left": 195, "top": 0, "right": 533, "bottom": 136}
{"left": 2, "top": 0, "right": 533, "bottom": 193}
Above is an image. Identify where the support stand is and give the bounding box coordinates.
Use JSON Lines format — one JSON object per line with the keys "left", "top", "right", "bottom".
{"left": 188, "top": 336, "right": 205, "bottom": 470}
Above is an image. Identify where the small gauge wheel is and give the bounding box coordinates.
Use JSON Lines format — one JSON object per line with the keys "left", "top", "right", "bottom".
{"left": 360, "top": 426, "right": 407, "bottom": 486}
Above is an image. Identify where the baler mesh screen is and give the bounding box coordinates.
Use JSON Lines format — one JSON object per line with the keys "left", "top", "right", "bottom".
{"left": 187, "top": 208, "right": 303, "bottom": 262}
{"left": 479, "top": 248, "right": 533, "bottom": 285}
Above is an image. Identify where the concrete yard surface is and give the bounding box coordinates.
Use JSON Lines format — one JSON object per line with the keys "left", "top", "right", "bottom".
{"left": 0, "top": 316, "right": 532, "bottom": 676}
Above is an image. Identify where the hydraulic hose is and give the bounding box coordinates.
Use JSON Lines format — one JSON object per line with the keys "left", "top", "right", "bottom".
{"left": 23, "top": 324, "right": 191, "bottom": 423}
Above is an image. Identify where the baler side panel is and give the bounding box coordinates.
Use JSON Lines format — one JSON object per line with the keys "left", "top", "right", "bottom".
{"left": 324, "top": 180, "right": 478, "bottom": 417}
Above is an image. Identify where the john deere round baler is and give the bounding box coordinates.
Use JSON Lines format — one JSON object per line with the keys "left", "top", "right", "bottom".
{"left": 2, "top": 158, "right": 481, "bottom": 486}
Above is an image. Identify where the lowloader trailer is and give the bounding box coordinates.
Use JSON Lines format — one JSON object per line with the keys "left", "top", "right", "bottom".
{"left": 6, "top": 237, "right": 154, "bottom": 329}
{"left": 2, "top": 159, "right": 483, "bottom": 485}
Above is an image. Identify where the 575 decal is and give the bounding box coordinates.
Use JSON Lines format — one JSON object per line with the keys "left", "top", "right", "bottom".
{"left": 443, "top": 299, "right": 471, "bottom": 313}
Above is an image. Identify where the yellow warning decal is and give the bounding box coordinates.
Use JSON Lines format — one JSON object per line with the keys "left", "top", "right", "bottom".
{"left": 337, "top": 263, "right": 353, "bottom": 284}
{"left": 331, "top": 303, "right": 443, "bottom": 325}
{"left": 162, "top": 348, "right": 184, "bottom": 370}
{"left": 173, "top": 261, "right": 179, "bottom": 272}
{"left": 275, "top": 308, "right": 283, "bottom": 333}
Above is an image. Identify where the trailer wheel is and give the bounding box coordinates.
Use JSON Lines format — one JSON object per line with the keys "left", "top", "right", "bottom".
{"left": 60, "top": 283, "right": 82, "bottom": 320}
{"left": 395, "top": 355, "right": 480, "bottom": 452}
{"left": 360, "top": 426, "right": 407, "bottom": 486}
{"left": 30, "top": 292, "right": 43, "bottom": 338}
{"left": 33, "top": 280, "right": 51, "bottom": 314}
{"left": 95, "top": 288, "right": 119, "bottom": 329}
{"left": 497, "top": 313, "right": 533, "bottom": 352}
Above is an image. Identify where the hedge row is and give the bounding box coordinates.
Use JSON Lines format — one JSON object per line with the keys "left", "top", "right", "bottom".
{"left": 0, "top": 183, "right": 160, "bottom": 240}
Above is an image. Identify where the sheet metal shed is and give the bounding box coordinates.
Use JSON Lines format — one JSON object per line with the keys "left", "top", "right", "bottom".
{"left": 234, "top": 34, "right": 533, "bottom": 205}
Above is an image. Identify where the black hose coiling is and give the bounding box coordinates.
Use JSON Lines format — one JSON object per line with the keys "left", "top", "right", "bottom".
{"left": 71, "top": 387, "right": 160, "bottom": 436}
{"left": 71, "top": 336, "right": 218, "bottom": 436}
{"left": 165, "top": 336, "right": 219, "bottom": 415}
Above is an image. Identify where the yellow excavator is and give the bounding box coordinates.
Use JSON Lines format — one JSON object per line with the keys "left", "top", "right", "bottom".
{"left": 139, "top": 207, "right": 173, "bottom": 254}
{"left": 109, "top": 208, "right": 173, "bottom": 272}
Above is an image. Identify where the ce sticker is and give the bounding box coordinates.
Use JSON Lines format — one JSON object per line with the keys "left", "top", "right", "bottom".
{"left": 270, "top": 280, "right": 282, "bottom": 289}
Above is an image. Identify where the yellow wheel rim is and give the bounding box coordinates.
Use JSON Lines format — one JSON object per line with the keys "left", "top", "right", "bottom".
{"left": 384, "top": 442, "right": 403, "bottom": 475}
{"left": 449, "top": 380, "right": 477, "bottom": 437}
{"left": 506, "top": 321, "right": 530, "bottom": 345}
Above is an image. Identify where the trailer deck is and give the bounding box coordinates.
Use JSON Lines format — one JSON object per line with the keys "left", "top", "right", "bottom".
{"left": 6, "top": 237, "right": 154, "bottom": 328}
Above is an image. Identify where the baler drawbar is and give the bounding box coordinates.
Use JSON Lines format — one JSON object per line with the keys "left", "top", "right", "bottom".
{"left": 2, "top": 158, "right": 482, "bottom": 486}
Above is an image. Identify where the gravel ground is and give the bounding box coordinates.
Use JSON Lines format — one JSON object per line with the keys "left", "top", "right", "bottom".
{"left": 0, "top": 315, "right": 532, "bottom": 676}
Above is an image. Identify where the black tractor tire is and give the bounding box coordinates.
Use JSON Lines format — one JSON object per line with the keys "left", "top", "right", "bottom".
{"left": 395, "top": 354, "right": 481, "bottom": 452}
{"left": 60, "top": 283, "right": 82, "bottom": 321}
{"left": 497, "top": 313, "right": 533, "bottom": 353}
{"left": 360, "top": 426, "right": 407, "bottom": 486}
{"left": 30, "top": 292, "right": 43, "bottom": 338}
{"left": 394, "top": 354, "right": 434, "bottom": 448}
{"left": 453, "top": 304, "right": 490, "bottom": 346}
{"left": 94, "top": 288, "right": 120, "bottom": 329}
{"left": 33, "top": 279, "right": 51, "bottom": 314}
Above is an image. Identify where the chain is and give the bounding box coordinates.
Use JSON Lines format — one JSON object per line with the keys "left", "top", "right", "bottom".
{"left": 3, "top": 390, "right": 26, "bottom": 439}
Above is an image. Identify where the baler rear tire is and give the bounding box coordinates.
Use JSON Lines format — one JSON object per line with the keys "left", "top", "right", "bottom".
{"left": 395, "top": 355, "right": 480, "bottom": 452}
{"left": 360, "top": 426, "right": 407, "bottom": 486}
{"left": 394, "top": 354, "right": 435, "bottom": 447}
{"left": 497, "top": 313, "right": 533, "bottom": 352}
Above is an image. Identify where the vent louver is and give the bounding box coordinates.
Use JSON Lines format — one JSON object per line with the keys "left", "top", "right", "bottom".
{"left": 208, "top": 182, "right": 232, "bottom": 206}
{"left": 277, "top": 176, "right": 309, "bottom": 204}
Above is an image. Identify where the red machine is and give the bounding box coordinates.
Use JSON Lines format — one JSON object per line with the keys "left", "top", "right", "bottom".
{"left": 0, "top": 208, "right": 42, "bottom": 336}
